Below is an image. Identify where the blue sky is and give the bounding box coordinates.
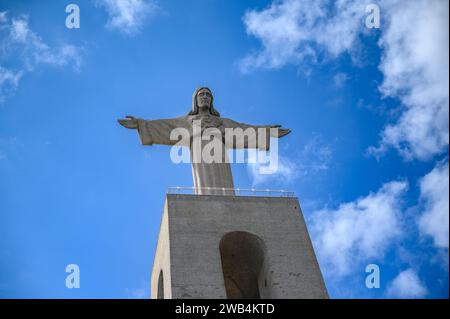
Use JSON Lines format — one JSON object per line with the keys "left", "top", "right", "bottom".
{"left": 0, "top": 0, "right": 448, "bottom": 298}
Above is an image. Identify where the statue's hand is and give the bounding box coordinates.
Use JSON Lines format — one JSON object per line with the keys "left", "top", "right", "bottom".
{"left": 267, "top": 125, "right": 291, "bottom": 138}
{"left": 276, "top": 128, "right": 291, "bottom": 138}
{"left": 118, "top": 116, "right": 138, "bottom": 129}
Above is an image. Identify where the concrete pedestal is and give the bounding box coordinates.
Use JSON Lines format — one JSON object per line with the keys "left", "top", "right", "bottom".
{"left": 150, "top": 194, "right": 328, "bottom": 299}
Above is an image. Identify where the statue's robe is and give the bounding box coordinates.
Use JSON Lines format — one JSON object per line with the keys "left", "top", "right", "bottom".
{"left": 136, "top": 114, "right": 273, "bottom": 195}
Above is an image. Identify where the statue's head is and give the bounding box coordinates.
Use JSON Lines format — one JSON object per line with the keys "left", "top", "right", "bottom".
{"left": 188, "top": 87, "right": 220, "bottom": 116}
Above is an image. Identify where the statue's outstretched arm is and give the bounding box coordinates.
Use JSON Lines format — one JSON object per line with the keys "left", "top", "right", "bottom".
{"left": 118, "top": 115, "right": 189, "bottom": 146}
{"left": 225, "top": 119, "right": 291, "bottom": 138}
{"left": 222, "top": 118, "right": 291, "bottom": 151}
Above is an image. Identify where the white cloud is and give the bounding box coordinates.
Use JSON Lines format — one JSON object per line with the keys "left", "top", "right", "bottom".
{"left": 310, "top": 180, "right": 407, "bottom": 277}
{"left": 369, "top": 0, "right": 449, "bottom": 160}
{"left": 96, "top": 0, "right": 158, "bottom": 36}
{"left": 239, "top": 0, "right": 370, "bottom": 73}
{"left": 241, "top": 0, "right": 449, "bottom": 161}
{"left": 386, "top": 268, "right": 428, "bottom": 298}
{"left": 418, "top": 161, "right": 449, "bottom": 249}
{"left": 0, "top": 12, "right": 83, "bottom": 103}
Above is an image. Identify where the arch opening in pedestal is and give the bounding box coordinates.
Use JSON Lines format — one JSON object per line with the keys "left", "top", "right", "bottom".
{"left": 219, "top": 231, "right": 268, "bottom": 299}
{"left": 157, "top": 270, "right": 164, "bottom": 299}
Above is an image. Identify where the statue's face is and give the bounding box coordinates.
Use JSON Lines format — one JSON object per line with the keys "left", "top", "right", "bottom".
{"left": 196, "top": 89, "right": 212, "bottom": 111}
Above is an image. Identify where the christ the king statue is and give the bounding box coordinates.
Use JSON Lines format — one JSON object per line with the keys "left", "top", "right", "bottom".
{"left": 118, "top": 87, "right": 291, "bottom": 195}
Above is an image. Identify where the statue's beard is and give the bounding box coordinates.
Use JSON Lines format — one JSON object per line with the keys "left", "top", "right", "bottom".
{"left": 198, "top": 104, "right": 211, "bottom": 111}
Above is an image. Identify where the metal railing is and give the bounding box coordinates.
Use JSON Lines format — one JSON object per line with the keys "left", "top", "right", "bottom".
{"left": 167, "top": 186, "right": 295, "bottom": 197}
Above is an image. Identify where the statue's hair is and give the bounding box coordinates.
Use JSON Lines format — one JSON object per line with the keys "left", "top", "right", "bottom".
{"left": 188, "top": 87, "right": 220, "bottom": 117}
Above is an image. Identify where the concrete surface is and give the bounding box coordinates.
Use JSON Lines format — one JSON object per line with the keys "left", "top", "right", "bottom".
{"left": 150, "top": 194, "right": 328, "bottom": 299}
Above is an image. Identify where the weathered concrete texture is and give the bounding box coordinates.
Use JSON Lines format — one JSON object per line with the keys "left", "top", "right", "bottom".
{"left": 150, "top": 194, "right": 328, "bottom": 299}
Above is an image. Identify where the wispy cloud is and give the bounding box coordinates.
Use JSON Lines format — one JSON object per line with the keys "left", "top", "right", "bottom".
{"left": 0, "top": 66, "right": 22, "bottom": 104}
{"left": 297, "top": 134, "right": 333, "bottom": 175}
{"left": 310, "top": 180, "right": 407, "bottom": 277}
{"left": 418, "top": 161, "right": 449, "bottom": 250}
{"left": 247, "top": 152, "right": 299, "bottom": 187}
{"left": 1, "top": 14, "right": 83, "bottom": 71}
{"left": 246, "top": 135, "right": 332, "bottom": 187}
{"left": 333, "top": 72, "right": 349, "bottom": 89}
{"left": 96, "top": 0, "right": 158, "bottom": 36}
{"left": 386, "top": 268, "right": 428, "bottom": 298}
{"left": 125, "top": 280, "right": 149, "bottom": 299}
{"left": 125, "top": 287, "right": 148, "bottom": 299}
{"left": 0, "top": 12, "right": 84, "bottom": 103}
